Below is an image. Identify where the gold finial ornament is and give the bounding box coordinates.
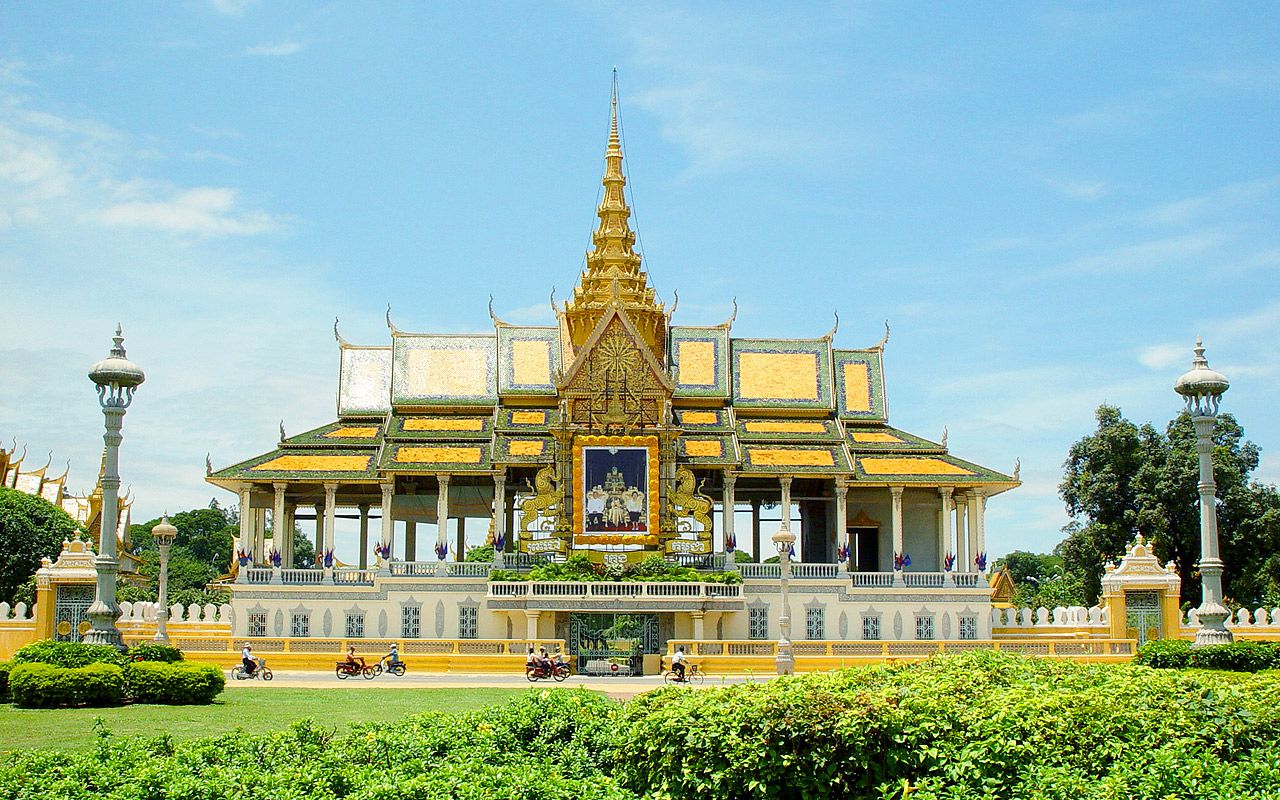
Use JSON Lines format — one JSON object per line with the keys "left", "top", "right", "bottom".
{"left": 562, "top": 73, "right": 666, "bottom": 359}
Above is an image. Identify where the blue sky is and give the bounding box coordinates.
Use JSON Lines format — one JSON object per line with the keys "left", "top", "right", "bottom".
{"left": 1, "top": 2, "right": 1277, "bottom": 559}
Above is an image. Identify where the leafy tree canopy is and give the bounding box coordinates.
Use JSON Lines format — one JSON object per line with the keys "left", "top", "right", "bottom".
{"left": 0, "top": 488, "right": 80, "bottom": 604}
{"left": 1059, "top": 404, "right": 1280, "bottom": 607}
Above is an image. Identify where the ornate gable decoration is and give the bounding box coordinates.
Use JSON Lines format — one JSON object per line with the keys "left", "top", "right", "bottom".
{"left": 559, "top": 307, "right": 674, "bottom": 433}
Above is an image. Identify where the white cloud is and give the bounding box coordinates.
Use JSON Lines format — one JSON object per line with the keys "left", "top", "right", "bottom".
{"left": 1138, "top": 343, "right": 1188, "bottom": 371}
{"left": 92, "top": 186, "right": 280, "bottom": 235}
{"left": 209, "top": 0, "right": 256, "bottom": 17}
{"left": 1045, "top": 177, "right": 1111, "bottom": 201}
{"left": 1052, "top": 231, "right": 1225, "bottom": 277}
{"left": 244, "top": 41, "right": 303, "bottom": 57}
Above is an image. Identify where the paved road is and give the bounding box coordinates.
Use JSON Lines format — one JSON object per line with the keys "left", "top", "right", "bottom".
{"left": 225, "top": 670, "right": 763, "bottom": 699}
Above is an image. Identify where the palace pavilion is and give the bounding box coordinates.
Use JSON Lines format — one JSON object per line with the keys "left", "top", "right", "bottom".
{"left": 205, "top": 87, "right": 1019, "bottom": 674}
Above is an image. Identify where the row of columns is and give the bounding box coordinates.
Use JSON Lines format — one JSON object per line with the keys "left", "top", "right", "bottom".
{"left": 715, "top": 475, "right": 987, "bottom": 572}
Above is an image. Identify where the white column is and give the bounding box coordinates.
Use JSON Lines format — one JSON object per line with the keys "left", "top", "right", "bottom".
{"left": 404, "top": 481, "right": 417, "bottom": 561}
{"left": 456, "top": 515, "right": 466, "bottom": 562}
{"left": 322, "top": 482, "right": 337, "bottom": 564}
{"left": 272, "top": 482, "right": 287, "bottom": 566}
{"left": 691, "top": 611, "right": 705, "bottom": 641}
{"left": 975, "top": 493, "right": 987, "bottom": 572}
{"left": 493, "top": 473, "right": 507, "bottom": 568}
{"left": 313, "top": 507, "right": 323, "bottom": 559}
{"left": 954, "top": 492, "right": 968, "bottom": 572}
{"left": 380, "top": 482, "right": 394, "bottom": 562}
{"left": 525, "top": 610, "right": 540, "bottom": 641}
{"left": 966, "top": 492, "right": 981, "bottom": 572}
{"left": 358, "top": 504, "right": 370, "bottom": 570}
{"left": 722, "top": 471, "right": 737, "bottom": 560}
{"left": 938, "top": 487, "right": 953, "bottom": 571}
{"left": 238, "top": 484, "right": 253, "bottom": 561}
{"left": 436, "top": 474, "right": 452, "bottom": 559}
{"left": 834, "top": 478, "right": 849, "bottom": 571}
{"left": 253, "top": 508, "right": 267, "bottom": 564}
{"left": 890, "top": 485, "right": 904, "bottom": 572}
{"left": 283, "top": 503, "right": 295, "bottom": 568}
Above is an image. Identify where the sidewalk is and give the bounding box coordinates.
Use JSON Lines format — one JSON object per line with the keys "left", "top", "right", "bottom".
{"left": 225, "top": 670, "right": 762, "bottom": 699}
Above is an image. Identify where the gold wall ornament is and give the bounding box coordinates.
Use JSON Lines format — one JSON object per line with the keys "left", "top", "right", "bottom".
{"left": 519, "top": 463, "right": 565, "bottom": 535}
{"left": 560, "top": 311, "right": 672, "bottom": 433}
{"left": 668, "top": 466, "right": 713, "bottom": 534}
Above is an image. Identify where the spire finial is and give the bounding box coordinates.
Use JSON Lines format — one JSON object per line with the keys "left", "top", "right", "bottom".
{"left": 111, "top": 324, "right": 126, "bottom": 358}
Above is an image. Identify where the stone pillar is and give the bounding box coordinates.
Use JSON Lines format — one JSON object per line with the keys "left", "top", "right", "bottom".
{"left": 751, "top": 498, "right": 762, "bottom": 561}
{"left": 253, "top": 508, "right": 268, "bottom": 564}
{"left": 834, "top": 477, "right": 849, "bottom": 572}
{"left": 493, "top": 473, "right": 507, "bottom": 568}
{"left": 967, "top": 492, "right": 983, "bottom": 572}
{"left": 272, "top": 482, "right": 287, "bottom": 566}
{"left": 691, "top": 611, "right": 705, "bottom": 641}
{"left": 779, "top": 475, "right": 793, "bottom": 561}
{"left": 890, "top": 486, "right": 904, "bottom": 582}
{"left": 1192, "top": 415, "right": 1232, "bottom": 644}
{"left": 436, "top": 474, "right": 452, "bottom": 560}
{"left": 404, "top": 481, "right": 418, "bottom": 561}
{"left": 283, "top": 502, "right": 296, "bottom": 568}
{"left": 722, "top": 471, "right": 737, "bottom": 565}
{"left": 525, "top": 610, "right": 540, "bottom": 641}
{"left": 358, "top": 504, "right": 370, "bottom": 570}
{"left": 938, "top": 487, "right": 953, "bottom": 573}
{"left": 322, "top": 482, "right": 337, "bottom": 570}
{"left": 313, "top": 507, "right": 323, "bottom": 561}
{"left": 238, "top": 485, "right": 253, "bottom": 561}
{"left": 954, "top": 492, "right": 968, "bottom": 572}
{"left": 379, "top": 482, "right": 394, "bottom": 565}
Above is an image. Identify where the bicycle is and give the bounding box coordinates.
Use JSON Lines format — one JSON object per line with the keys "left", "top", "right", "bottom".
{"left": 662, "top": 663, "right": 704, "bottom": 685}
{"left": 231, "top": 657, "right": 274, "bottom": 681}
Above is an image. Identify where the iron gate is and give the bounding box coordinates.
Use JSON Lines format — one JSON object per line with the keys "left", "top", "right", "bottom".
{"left": 1124, "top": 590, "right": 1162, "bottom": 646}
{"left": 568, "top": 613, "right": 659, "bottom": 676}
{"left": 54, "top": 585, "right": 96, "bottom": 642}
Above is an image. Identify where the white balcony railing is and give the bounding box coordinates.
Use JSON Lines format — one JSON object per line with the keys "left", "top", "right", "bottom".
{"left": 486, "top": 581, "right": 744, "bottom": 601}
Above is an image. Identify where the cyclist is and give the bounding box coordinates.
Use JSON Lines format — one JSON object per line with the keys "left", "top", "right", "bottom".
{"left": 670, "top": 646, "right": 687, "bottom": 682}
{"left": 241, "top": 643, "right": 256, "bottom": 676}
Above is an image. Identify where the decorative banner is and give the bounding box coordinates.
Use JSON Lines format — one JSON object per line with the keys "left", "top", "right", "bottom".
{"left": 572, "top": 435, "right": 660, "bottom": 538}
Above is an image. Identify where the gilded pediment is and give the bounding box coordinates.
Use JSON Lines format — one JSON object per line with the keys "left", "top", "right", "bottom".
{"left": 559, "top": 307, "right": 673, "bottom": 432}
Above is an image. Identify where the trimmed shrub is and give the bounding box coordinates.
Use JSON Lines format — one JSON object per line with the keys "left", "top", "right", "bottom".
{"left": 0, "top": 660, "right": 9, "bottom": 702}
{"left": 12, "top": 639, "right": 127, "bottom": 668}
{"left": 1133, "top": 638, "right": 1192, "bottom": 669}
{"left": 127, "top": 642, "right": 185, "bottom": 663}
{"left": 123, "top": 660, "right": 225, "bottom": 704}
{"left": 1188, "top": 640, "right": 1280, "bottom": 672}
{"left": 8, "top": 662, "right": 124, "bottom": 708}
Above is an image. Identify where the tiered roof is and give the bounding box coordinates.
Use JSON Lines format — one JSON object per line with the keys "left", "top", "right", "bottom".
{"left": 210, "top": 88, "right": 1016, "bottom": 494}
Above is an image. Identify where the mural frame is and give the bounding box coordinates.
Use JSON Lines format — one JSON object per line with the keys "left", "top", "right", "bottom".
{"left": 572, "top": 435, "right": 660, "bottom": 537}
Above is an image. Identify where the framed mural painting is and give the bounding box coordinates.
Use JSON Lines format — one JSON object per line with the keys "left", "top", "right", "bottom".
{"left": 572, "top": 435, "right": 660, "bottom": 536}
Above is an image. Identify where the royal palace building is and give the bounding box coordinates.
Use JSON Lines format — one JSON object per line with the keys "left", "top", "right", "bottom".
{"left": 206, "top": 89, "right": 1020, "bottom": 674}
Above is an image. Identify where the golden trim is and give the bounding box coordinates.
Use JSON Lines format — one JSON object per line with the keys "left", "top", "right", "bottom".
{"left": 393, "top": 446, "right": 484, "bottom": 464}
{"left": 324, "top": 426, "right": 380, "bottom": 438}
{"left": 860, "top": 457, "right": 974, "bottom": 476}
{"left": 252, "top": 455, "right": 371, "bottom": 472}
{"left": 403, "top": 418, "right": 486, "bottom": 432}
{"left": 572, "top": 435, "right": 660, "bottom": 537}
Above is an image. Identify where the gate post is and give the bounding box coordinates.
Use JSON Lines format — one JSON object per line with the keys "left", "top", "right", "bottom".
{"left": 1100, "top": 536, "right": 1183, "bottom": 644}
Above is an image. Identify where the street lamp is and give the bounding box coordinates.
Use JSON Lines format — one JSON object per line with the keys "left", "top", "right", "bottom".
{"left": 772, "top": 523, "right": 797, "bottom": 675}
{"left": 1174, "top": 337, "right": 1232, "bottom": 647}
{"left": 151, "top": 516, "right": 177, "bottom": 643}
{"left": 84, "top": 325, "right": 145, "bottom": 649}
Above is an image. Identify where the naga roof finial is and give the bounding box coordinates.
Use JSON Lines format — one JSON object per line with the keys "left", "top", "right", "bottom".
{"left": 279, "top": 420, "right": 287, "bottom": 442}
{"left": 550, "top": 286, "right": 559, "bottom": 314}
{"left": 875, "top": 320, "right": 891, "bottom": 350}
{"left": 720, "top": 297, "right": 738, "bottom": 329}
{"left": 206, "top": 453, "right": 213, "bottom": 477}
{"left": 385, "top": 304, "right": 400, "bottom": 334}
{"left": 488, "top": 295, "right": 510, "bottom": 327}
{"left": 666, "top": 289, "right": 679, "bottom": 322}
{"left": 1013, "top": 458, "right": 1021, "bottom": 481}
{"left": 333, "top": 317, "right": 349, "bottom": 346}
{"left": 941, "top": 427, "right": 948, "bottom": 449}
{"left": 824, "top": 311, "right": 840, "bottom": 341}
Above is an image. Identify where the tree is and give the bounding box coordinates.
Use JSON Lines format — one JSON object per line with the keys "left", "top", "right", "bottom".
{"left": 994, "top": 549, "right": 1086, "bottom": 609}
{"left": 0, "top": 487, "right": 80, "bottom": 604}
{"left": 1060, "top": 404, "right": 1280, "bottom": 606}
{"left": 129, "top": 501, "right": 238, "bottom": 601}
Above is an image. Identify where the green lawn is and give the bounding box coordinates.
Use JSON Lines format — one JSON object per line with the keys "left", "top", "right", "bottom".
{"left": 0, "top": 687, "right": 527, "bottom": 751}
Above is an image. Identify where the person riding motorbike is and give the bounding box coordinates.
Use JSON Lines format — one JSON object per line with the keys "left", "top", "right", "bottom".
{"left": 384, "top": 643, "right": 402, "bottom": 667}
{"left": 241, "top": 643, "right": 257, "bottom": 676}
{"left": 344, "top": 645, "right": 365, "bottom": 669}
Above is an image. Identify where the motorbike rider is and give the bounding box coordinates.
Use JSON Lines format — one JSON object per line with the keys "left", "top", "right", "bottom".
{"left": 241, "top": 643, "right": 256, "bottom": 676}
{"left": 384, "top": 643, "right": 402, "bottom": 668}
{"left": 344, "top": 645, "right": 364, "bottom": 670}
{"left": 670, "top": 647, "right": 687, "bottom": 681}
{"left": 537, "top": 647, "right": 553, "bottom": 672}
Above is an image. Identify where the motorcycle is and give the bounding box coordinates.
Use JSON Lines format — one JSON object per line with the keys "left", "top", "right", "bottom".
{"left": 525, "top": 660, "right": 571, "bottom": 682}
{"left": 335, "top": 659, "right": 376, "bottom": 680}
{"left": 372, "top": 656, "right": 407, "bottom": 677}
{"left": 231, "top": 657, "right": 273, "bottom": 681}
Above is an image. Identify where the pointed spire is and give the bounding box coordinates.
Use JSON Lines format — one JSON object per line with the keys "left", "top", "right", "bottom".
{"left": 563, "top": 71, "right": 666, "bottom": 358}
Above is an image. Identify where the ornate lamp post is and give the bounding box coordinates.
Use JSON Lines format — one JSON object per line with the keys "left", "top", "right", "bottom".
{"left": 772, "top": 524, "right": 797, "bottom": 675}
{"left": 151, "top": 516, "right": 177, "bottom": 643}
{"left": 1174, "top": 337, "right": 1232, "bottom": 647}
{"left": 84, "top": 325, "right": 145, "bottom": 649}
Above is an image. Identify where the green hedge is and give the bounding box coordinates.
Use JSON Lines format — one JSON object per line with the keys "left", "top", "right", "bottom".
{"left": 0, "top": 661, "right": 9, "bottom": 702}
{"left": 8, "top": 662, "right": 124, "bottom": 708}
{"left": 12, "top": 640, "right": 128, "bottom": 668}
{"left": 126, "top": 642, "right": 185, "bottom": 663}
{"left": 1133, "top": 638, "right": 1192, "bottom": 668}
{"left": 123, "top": 661, "right": 224, "bottom": 704}
{"left": 1188, "top": 640, "right": 1280, "bottom": 672}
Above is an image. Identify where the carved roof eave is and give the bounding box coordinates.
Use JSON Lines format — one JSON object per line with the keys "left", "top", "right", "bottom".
{"left": 557, "top": 305, "right": 675, "bottom": 394}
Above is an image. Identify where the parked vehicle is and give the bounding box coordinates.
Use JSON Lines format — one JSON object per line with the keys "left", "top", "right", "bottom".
{"left": 336, "top": 659, "right": 376, "bottom": 680}
{"left": 231, "top": 657, "right": 273, "bottom": 681}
